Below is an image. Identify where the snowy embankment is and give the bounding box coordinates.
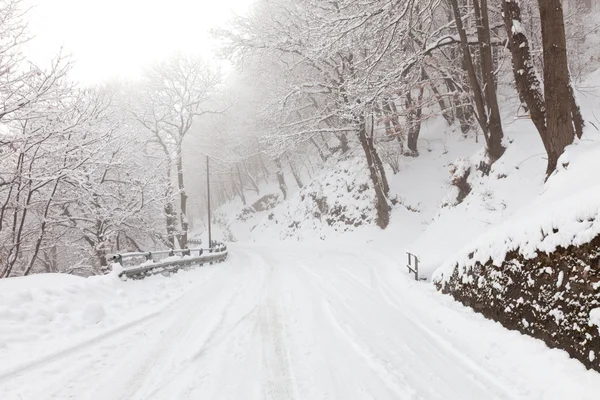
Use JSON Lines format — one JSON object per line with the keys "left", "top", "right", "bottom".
{"left": 433, "top": 137, "right": 600, "bottom": 283}
{"left": 0, "top": 264, "right": 222, "bottom": 381}
{"left": 2, "top": 244, "right": 600, "bottom": 399}
{"left": 429, "top": 71, "right": 600, "bottom": 372}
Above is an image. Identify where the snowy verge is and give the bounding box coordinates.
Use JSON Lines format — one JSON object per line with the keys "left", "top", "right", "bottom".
{"left": 433, "top": 135, "right": 600, "bottom": 284}
{"left": 0, "top": 265, "right": 220, "bottom": 376}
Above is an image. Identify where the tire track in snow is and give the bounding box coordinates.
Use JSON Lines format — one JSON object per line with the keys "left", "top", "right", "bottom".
{"left": 137, "top": 248, "right": 271, "bottom": 400}
{"left": 297, "top": 255, "right": 519, "bottom": 400}
{"left": 322, "top": 300, "right": 421, "bottom": 399}
{"left": 355, "top": 250, "right": 527, "bottom": 393}
{"left": 0, "top": 270, "right": 217, "bottom": 385}
{"left": 117, "top": 286, "right": 244, "bottom": 400}
{"left": 365, "top": 260, "right": 529, "bottom": 400}
{"left": 259, "top": 301, "right": 298, "bottom": 400}
{"left": 295, "top": 260, "right": 420, "bottom": 399}
{"left": 120, "top": 255, "right": 266, "bottom": 400}
{"left": 250, "top": 254, "right": 298, "bottom": 400}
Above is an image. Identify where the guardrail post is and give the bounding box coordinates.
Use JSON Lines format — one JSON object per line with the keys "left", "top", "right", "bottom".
{"left": 114, "top": 254, "right": 122, "bottom": 265}
{"left": 145, "top": 252, "right": 152, "bottom": 261}
{"left": 183, "top": 248, "right": 190, "bottom": 256}
{"left": 169, "top": 249, "right": 174, "bottom": 257}
{"left": 406, "top": 252, "right": 419, "bottom": 281}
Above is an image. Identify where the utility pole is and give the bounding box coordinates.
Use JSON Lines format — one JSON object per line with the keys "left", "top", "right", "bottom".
{"left": 206, "top": 155, "right": 212, "bottom": 248}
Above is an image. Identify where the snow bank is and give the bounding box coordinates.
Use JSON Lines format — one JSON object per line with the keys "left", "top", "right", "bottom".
{"left": 250, "top": 158, "right": 378, "bottom": 241}
{"left": 0, "top": 265, "right": 218, "bottom": 375}
{"left": 433, "top": 135, "right": 600, "bottom": 283}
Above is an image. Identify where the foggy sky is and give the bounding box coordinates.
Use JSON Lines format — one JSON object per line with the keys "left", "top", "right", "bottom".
{"left": 23, "top": 0, "right": 251, "bottom": 83}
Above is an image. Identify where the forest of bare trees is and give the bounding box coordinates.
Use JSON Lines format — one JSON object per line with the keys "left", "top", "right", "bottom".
{"left": 213, "top": 0, "right": 596, "bottom": 227}
{"left": 1, "top": 0, "right": 598, "bottom": 276}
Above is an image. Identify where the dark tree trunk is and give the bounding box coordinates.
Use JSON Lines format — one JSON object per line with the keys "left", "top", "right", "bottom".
{"left": 357, "top": 117, "right": 390, "bottom": 229}
{"left": 258, "top": 153, "right": 270, "bottom": 184}
{"left": 449, "top": 0, "right": 505, "bottom": 161}
{"left": 288, "top": 157, "right": 304, "bottom": 188}
{"left": 242, "top": 161, "right": 260, "bottom": 195}
{"left": 445, "top": 77, "right": 474, "bottom": 135}
{"left": 274, "top": 158, "right": 288, "bottom": 199}
{"left": 449, "top": 0, "right": 489, "bottom": 135}
{"left": 164, "top": 199, "right": 176, "bottom": 248}
{"left": 336, "top": 132, "right": 350, "bottom": 154}
{"left": 405, "top": 74, "right": 425, "bottom": 155}
{"left": 504, "top": 0, "right": 584, "bottom": 177}
{"left": 382, "top": 98, "right": 404, "bottom": 144}
{"left": 473, "top": 0, "right": 505, "bottom": 161}
{"left": 423, "top": 69, "right": 454, "bottom": 126}
{"left": 570, "top": 84, "right": 585, "bottom": 139}
{"left": 310, "top": 137, "right": 329, "bottom": 162}
{"left": 231, "top": 168, "right": 246, "bottom": 205}
{"left": 502, "top": 1, "right": 548, "bottom": 146}
{"left": 538, "top": 0, "right": 580, "bottom": 176}
{"left": 176, "top": 150, "right": 188, "bottom": 249}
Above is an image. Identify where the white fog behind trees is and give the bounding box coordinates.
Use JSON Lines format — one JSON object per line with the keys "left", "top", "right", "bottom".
{"left": 0, "top": 0, "right": 598, "bottom": 277}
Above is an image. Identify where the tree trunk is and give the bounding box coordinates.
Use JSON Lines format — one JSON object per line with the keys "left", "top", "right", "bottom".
{"left": 24, "top": 177, "right": 61, "bottom": 276}
{"left": 502, "top": 0, "right": 549, "bottom": 148}
{"left": 164, "top": 199, "right": 176, "bottom": 248}
{"left": 445, "top": 77, "right": 474, "bottom": 135}
{"left": 450, "top": 0, "right": 505, "bottom": 161}
{"left": 424, "top": 70, "right": 454, "bottom": 125}
{"left": 258, "top": 153, "right": 270, "bottom": 184}
{"left": 274, "top": 158, "right": 288, "bottom": 199}
{"left": 288, "top": 157, "right": 304, "bottom": 188}
{"left": 310, "top": 137, "right": 328, "bottom": 162}
{"left": 382, "top": 98, "right": 404, "bottom": 143}
{"left": 405, "top": 76, "right": 425, "bottom": 155}
{"left": 231, "top": 168, "right": 246, "bottom": 205}
{"left": 449, "top": 0, "right": 489, "bottom": 136}
{"left": 473, "top": 0, "right": 505, "bottom": 161}
{"left": 336, "top": 132, "right": 350, "bottom": 154}
{"left": 358, "top": 117, "right": 390, "bottom": 229}
{"left": 538, "top": 0, "right": 578, "bottom": 176}
{"left": 176, "top": 150, "right": 188, "bottom": 249}
{"left": 242, "top": 161, "right": 260, "bottom": 195}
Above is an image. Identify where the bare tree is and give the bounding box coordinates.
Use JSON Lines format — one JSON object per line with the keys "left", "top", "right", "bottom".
{"left": 448, "top": 0, "right": 505, "bottom": 163}
{"left": 503, "top": 0, "right": 584, "bottom": 177}
{"left": 131, "top": 54, "right": 221, "bottom": 249}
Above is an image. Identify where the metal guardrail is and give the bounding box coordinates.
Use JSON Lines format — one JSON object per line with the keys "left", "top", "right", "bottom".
{"left": 110, "top": 243, "right": 228, "bottom": 280}
{"left": 406, "top": 252, "right": 420, "bottom": 281}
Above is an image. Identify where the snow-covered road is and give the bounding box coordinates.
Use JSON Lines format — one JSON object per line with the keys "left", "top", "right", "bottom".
{"left": 1, "top": 243, "right": 599, "bottom": 399}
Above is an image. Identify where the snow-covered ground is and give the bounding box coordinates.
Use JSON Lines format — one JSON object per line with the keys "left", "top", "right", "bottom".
{"left": 210, "top": 70, "right": 600, "bottom": 282}
{"left": 1, "top": 243, "right": 599, "bottom": 399}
